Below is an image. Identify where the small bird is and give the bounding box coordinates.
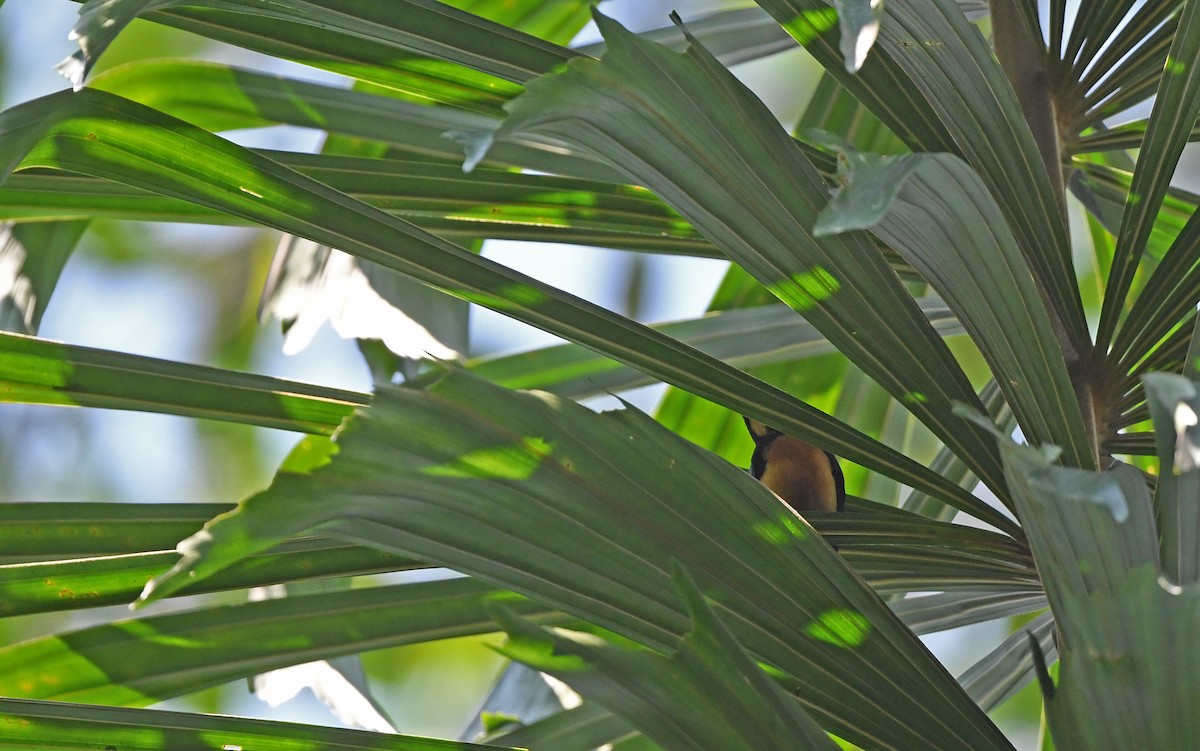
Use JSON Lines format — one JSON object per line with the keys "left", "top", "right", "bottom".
{"left": 745, "top": 418, "right": 846, "bottom": 513}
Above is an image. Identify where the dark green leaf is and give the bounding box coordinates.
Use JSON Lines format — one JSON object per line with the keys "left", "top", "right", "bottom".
{"left": 0, "top": 576, "right": 559, "bottom": 705}
{"left": 1095, "top": 0, "right": 1200, "bottom": 350}
{"left": 481, "top": 11, "right": 1015, "bottom": 524}
{"left": 755, "top": 0, "right": 1087, "bottom": 350}
{"left": 575, "top": 7, "right": 797, "bottom": 67}
{"left": 492, "top": 566, "right": 840, "bottom": 751}
{"left": 0, "top": 539, "right": 422, "bottom": 617}
{"left": 1043, "top": 566, "right": 1200, "bottom": 749}
{"left": 1142, "top": 373, "right": 1200, "bottom": 584}
{"left": 982, "top": 405, "right": 1200, "bottom": 745}
{"left": 0, "top": 88, "right": 978, "bottom": 511}
{"left": 959, "top": 611, "right": 1055, "bottom": 711}
{"left": 889, "top": 591, "right": 1047, "bottom": 635}
{"left": 472, "top": 299, "right": 962, "bottom": 398}
{"left": 0, "top": 331, "right": 367, "bottom": 434}
{"left": 484, "top": 703, "right": 636, "bottom": 751}
{"left": 142, "top": 369, "right": 1015, "bottom": 751}
{"left": 1002, "top": 449, "right": 1158, "bottom": 610}
{"left": 816, "top": 148, "right": 1092, "bottom": 468}
{"left": 0, "top": 697, "right": 512, "bottom": 751}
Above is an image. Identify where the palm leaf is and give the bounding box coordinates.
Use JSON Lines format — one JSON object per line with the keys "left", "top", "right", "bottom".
{"left": 142, "top": 369, "right": 1015, "bottom": 751}
{"left": 0, "top": 698, "right": 510, "bottom": 751}
{"left": 478, "top": 11, "right": 1014, "bottom": 521}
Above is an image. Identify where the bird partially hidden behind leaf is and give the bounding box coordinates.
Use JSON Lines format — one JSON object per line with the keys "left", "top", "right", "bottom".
{"left": 744, "top": 418, "right": 846, "bottom": 513}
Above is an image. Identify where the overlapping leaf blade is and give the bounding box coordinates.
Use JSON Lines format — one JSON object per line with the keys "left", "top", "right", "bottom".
{"left": 479, "top": 11, "right": 1013, "bottom": 526}
{"left": 89, "top": 61, "right": 620, "bottom": 180}
{"left": 988, "top": 400, "right": 1200, "bottom": 748}
{"left": 1096, "top": 0, "right": 1200, "bottom": 349}
{"left": 0, "top": 220, "right": 86, "bottom": 335}
{"left": 0, "top": 331, "right": 366, "bottom": 433}
{"left": 0, "top": 86, "right": 983, "bottom": 518}
{"left": 577, "top": 6, "right": 797, "bottom": 65}
{"left": 0, "top": 577, "right": 558, "bottom": 706}
{"left": 1046, "top": 568, "right": 1200, "bottom": 749}
{"left": 0, "top": 540, "right": 421, "bottom": 617}
{"left": 493, "top": 568, "right": 839, "bottom": 751}
{"left": 0, "top": 698, "right": 512, "bottom": 751}
{"left": 0, "top": 500, "right": 1030, "bottom": 619}
{"left": 890, "top": 592, "right": 1047, "bottom": 635}
{"left": 0, "top": 303, "right": 959, "bottom": 437}
{"left": 755, "top": 0, "right": 1087, "bottom": 351}
{"left": 64, "top": 0, "right": 578, "bottom": 112}
{"left": 816, "top": 150, "right": 1091, "bottom": 468}
{"left": 473, "top": 300, "right": 961, "bottom": 398}
{"left": 483, "top": 702, "right": 636, "bottom": 751}
{"left": 0, "top": 157, "right": 709, "bottom": 254}
{"left": 959, "top": 611, "right": 1055, "bottom": 711}
{"left": 1111, "top": 195, "right": 1200, "bottom": 370}
{"left": 141, "top": 369, "right": 1015, "bottom": 751}
{"left": 1142, "top": 374, "right": 1200, "bottom": 585}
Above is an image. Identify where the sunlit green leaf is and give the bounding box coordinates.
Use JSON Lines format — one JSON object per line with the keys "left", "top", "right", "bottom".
{"left": 0, "top": 157, "right": 709, "bottom": 254}
{"left": 0, "top": 539, "right": 421, "bottom": 617}
{"left": 89, "top": 60, "right": 619, "bottom": 180}
{"left": 63, "top": 0, "right": 579, "bottom": 112}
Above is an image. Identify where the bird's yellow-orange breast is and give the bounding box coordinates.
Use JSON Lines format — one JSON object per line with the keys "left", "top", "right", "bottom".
{"left": 757, "top": 435, "right": 841, "bottom": 513}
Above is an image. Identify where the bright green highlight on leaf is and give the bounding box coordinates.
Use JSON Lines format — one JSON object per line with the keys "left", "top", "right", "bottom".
{"left": 501, "top": 630, "right": 592, "bottom": 673}
{"left": 753, "top": 513, "right": 811, "bottom": 545}
{"left": 805, "top": 609, "right": 872, "bottom": 648}
{"left": 779, "top": 8, "right": 840, "bottom": 45}
{"left": 422, "top": 436, "right": 554, "bottom": 479}
{"left": 279, "top": 435, "right": 340, "bottom": 474}
{"left": 769, "top": 266, "right": 842, "bottom": 309}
